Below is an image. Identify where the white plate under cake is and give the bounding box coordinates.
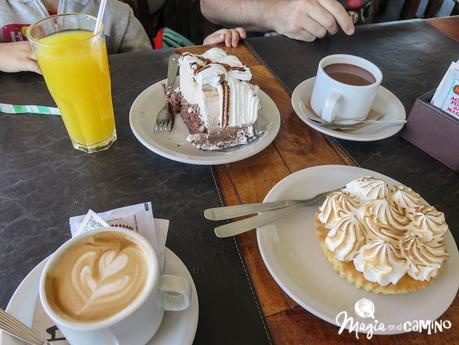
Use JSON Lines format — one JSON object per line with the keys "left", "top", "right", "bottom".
{"left": 129, "top": 51, "right": 280, "bottom": 165}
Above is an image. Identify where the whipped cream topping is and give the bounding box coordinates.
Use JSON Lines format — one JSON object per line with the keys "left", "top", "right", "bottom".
{"left": 408, "top": 205, "right": 449, "bottom": 241}
{"left": 345, "top": 176, "right": 388, "bottom": 202}
{"left": 201, "top": 48, "right": 253, "bottom": 81}
{"left": 178, "top": 48, "right": 259, "bottom": 131}
{"left": 318, "top": 190, "right": 359, "bottom": 228}
{"left": 359, "top": 199, "right": 408, "bottom": 243}
{"left": 318, "top": 176, "right": 449, "bottom": 286}
{"left": 354, "top": 239, "right": 407, "bottom": 286}
{"left": 401, "top": 235, "right": 448, "bottom": 281}
{"left": 389, "top": 185, "right": 427, "bottom": 211}
{"left": 325, "top": 215, "right": 366, "bottom": 262}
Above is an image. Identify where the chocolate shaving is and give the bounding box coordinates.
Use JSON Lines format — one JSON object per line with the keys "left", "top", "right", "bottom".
{"left": 229, "top": 66, "right": 247, "bottom": 72}
{"left": 193, "top": 64, "right": 211, "bottom": 74}
{"left": 199, "top": 56, "right": 212, "bottom": 64}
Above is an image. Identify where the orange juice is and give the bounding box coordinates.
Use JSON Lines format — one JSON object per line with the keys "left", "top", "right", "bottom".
{"left": 35, "top": 30, "right": 116, "bottom": 150}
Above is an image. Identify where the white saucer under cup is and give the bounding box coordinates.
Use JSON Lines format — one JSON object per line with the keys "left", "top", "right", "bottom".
{"left": 291, "top": 77, "right": 406, "bottom": 141}
{"left": 256, "top": 165, "right": 459, "bottom": 335}
{"left": 0, "top": 248, "right": 199, "bottom": 345}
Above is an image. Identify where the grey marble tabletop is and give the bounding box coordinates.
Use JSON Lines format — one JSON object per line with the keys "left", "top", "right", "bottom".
{"left": 0, "top": 50, "right": 272, "bottom": 345}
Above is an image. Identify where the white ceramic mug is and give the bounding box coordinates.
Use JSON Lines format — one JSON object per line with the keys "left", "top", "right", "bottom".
{"left": 39, "top": 228, "right": 191, "bottom": 345}
{"left": 311, "top": 54, "right": 383, "bottom": 123}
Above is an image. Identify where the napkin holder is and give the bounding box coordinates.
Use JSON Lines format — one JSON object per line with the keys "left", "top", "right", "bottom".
{"left": 402, "top": 90, "right": 459, "bottom": 172}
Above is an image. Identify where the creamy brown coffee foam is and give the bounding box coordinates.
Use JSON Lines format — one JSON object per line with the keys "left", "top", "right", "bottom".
{"left": 45, "top": 232, "right": 149, "bottom": 323}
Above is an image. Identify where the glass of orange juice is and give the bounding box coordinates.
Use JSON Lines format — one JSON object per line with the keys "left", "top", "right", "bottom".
{"left": 27, "top": 14, "right": 116, "bottom": 153}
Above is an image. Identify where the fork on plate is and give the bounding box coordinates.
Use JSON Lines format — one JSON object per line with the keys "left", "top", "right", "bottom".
{"left": 155, "top": 54, "right": 179, "bottom": 132}
{"left": 204, "top": 187, "right": 342, "bottom": 238}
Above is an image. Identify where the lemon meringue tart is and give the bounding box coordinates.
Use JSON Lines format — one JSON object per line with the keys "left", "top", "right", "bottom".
{"left": 316, "top": 176, "right": 449, "bottom": 294}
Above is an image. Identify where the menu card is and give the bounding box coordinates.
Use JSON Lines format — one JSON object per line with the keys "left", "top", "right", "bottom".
{"left": 431, "top": 60, "right": 459, "bottom": 119}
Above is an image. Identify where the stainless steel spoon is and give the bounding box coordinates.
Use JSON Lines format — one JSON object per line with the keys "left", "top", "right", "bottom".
{"left": 299, "top": 101, "right": 406, "bottom": 131}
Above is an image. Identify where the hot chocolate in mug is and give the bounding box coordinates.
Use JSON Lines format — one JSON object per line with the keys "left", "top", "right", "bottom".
{"left": 311, "top": 54, "right": 383, "bottom": 123}
{"left": 39, "top": 228, "right": 191, "bottom": 345}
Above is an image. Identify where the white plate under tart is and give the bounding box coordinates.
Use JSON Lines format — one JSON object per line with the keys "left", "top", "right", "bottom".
{"left": 256, "top": 165, "right": 459, "bottom": 335}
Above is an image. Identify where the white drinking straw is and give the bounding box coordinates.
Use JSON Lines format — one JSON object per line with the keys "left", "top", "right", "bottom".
{"left": 94, "top": 0, "right": 108, "bottom": 34}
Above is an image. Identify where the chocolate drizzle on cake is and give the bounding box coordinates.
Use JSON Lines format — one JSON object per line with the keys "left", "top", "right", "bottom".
{"left": 197, "top": 56, "right": 212, "bottom": 65}
{"left": 219, "top": 77, "right": 230, "bottom": 128}
{"left": 218, "top": 63, "right": 247, "bottom": 73}
{"left": 192, "top": 64, "right": 211, "bottom": 74}
{"left": 186, "top": 52, "right": 247, "bottom": 75}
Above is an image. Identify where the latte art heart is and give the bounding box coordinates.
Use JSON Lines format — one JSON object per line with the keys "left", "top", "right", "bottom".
{"left": 71, "top": 251, "right": 132, "bottom": 315}
{"left": 99, "top": 251, "right": 129, "bottom": 279}
{"left": 45, "top": 232, "right": 149, "bottom": 323}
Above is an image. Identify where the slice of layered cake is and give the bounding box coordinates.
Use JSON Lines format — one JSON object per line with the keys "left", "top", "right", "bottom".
{"left": 167, "top": 48, "right": 261, "bottom": 150}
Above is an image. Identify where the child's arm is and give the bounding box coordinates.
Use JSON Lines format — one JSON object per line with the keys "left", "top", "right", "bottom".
{"left": 0, "top": 41, "right": 41, "bottom": 74}
{"left": 203, "top": 28, "right": 247, "bottom": 47}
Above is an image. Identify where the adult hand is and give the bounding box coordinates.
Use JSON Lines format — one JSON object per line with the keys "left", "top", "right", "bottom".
{"left": 270, "top": 0, "right": 354, "bottom": 42}
{"left": 0, "top": 41, "right": 41, "bottom": 74}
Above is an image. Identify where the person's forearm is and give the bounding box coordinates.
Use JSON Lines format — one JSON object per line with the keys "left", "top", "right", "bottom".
{"left": 201, "top": 0, "right": 280, "bottom": 32}
{"left": 201, "top": 0, "right": 354, "bottom": 42}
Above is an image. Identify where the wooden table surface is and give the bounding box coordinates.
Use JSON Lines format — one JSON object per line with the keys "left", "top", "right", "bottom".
{"left": 180, "top": 16, "right": 459, "bottom": 345}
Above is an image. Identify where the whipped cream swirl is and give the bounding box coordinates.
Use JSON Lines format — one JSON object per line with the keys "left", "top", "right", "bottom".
{"left": 408, "top": 205, "right": 449, "bottom": 241}
{"left": 325, "top": 215, "right": 366, "bottom": 261}
{"left": 400, "top": 235, "right": 449, "bottom": 281}
{"left": 359, "top": 199, "right": 408, "bottom": 243}
{"left": 318, "top": 177, "right": 449, "bottom": 286}
{"left": 345, "top": 176, "right": 388, "bottom": 202}
{"left": 389, "top": 185, "right": 427, "bottom": 211}
{"left": 353, "top": 239, "right": 407, "bottom": 286}
{"left": 318, "top": 190, "right": 359, "bottom": 228}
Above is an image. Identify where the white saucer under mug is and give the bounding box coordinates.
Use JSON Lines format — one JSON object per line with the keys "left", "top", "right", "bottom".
{"left": 0, "top": 248, "right": 199, "bottom": 345}
{"left": 291, "top": 77, "right": 406, "bottom": 141}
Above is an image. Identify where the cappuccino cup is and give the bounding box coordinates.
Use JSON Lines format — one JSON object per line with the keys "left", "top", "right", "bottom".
{"left": 311, "top": 54, "right": 383, "bottom": 123}
{"left": 39, "top": 228, "right": 191, "bottom": 345}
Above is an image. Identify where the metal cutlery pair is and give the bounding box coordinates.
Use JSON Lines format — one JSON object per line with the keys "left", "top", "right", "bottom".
{"left": 155, "top": 54, "right": 179, "bottom": 132}
{"left": 299, "top": 101, "right": 406, "bottom": 131}
{"left": 0, "top": 308, "right": 48, "bottom": 345}
{"left": 204, "top": 188, "right": 341, "bottom": 238}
